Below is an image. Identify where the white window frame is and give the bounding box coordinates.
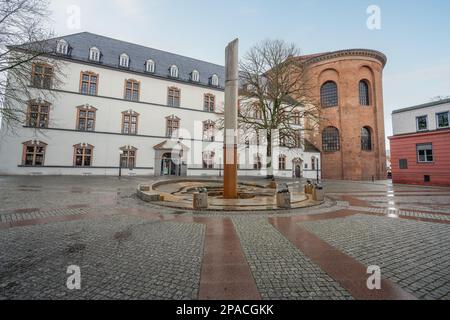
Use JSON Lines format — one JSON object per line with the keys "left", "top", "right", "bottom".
{"left": 436, "top": 111, "right": 450, "bottom": 129}
{"left": 191, "top": 70, "right": 200, "bottom": 82}
{"left": 416, "top": 115, "right": 428, "bottom": 132}
{"left": 120, "top": 53, "right": 130, "bottom": 68}
{"left": 170, "top": 65, "right": 179, "bottom": 78}
{"left": 56, "top": 40, "right": 68, "bottom": 55}
{"left": 417, "top": 143, "right": 434, "bottom": 163}
{"left": 211, "top": 74, "right": 219, "bottom": 86}
{"left": 146, "top": 59, "right": 155, "bottom": 73}
{"left": 89, "top": 47, "right": 100, "bottom": 62}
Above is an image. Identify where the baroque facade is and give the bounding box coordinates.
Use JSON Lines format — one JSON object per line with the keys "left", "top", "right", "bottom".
{"left": 0, "top": 32, "right": 321, "bottom": 178}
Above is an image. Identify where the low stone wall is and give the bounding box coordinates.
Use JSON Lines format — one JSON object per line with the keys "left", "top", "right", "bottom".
{"left": 136, "top": 184, "right": 161, "bottom": 202}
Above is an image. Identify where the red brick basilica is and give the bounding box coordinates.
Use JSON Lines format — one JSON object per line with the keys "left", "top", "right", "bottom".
{"left": 300, "top": 49, "right": 388, "bottom": 181}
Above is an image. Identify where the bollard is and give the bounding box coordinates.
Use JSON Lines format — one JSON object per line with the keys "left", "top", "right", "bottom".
{"left": 304, "top": 180, "right": 314, "bottom": 195}
{"left": 193, "top": 188, "right": 208, "bottom": 210}
{"left": 276, "top": 184, "right": 291, "bottom": 209}
{"left": 312, "top": 183, "right": 324, "bottom": 201}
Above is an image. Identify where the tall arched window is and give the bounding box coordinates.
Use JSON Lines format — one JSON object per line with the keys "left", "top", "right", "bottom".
{"left": 322, "top": 127, "right": 340, "bottom": 152}
{"left": 170, "top": 65, "right": 179, "bottom": 78}
{"left": 359, "top": 80, "right": 370, "bottom": 106}
{"left": 320, "top": 81, "right": 338, "bottom": 107}
{"left": 361, "top": 127, "right": 372, "bottom": 151}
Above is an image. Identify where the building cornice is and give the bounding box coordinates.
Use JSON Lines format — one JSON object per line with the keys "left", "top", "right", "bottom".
{"left": 304, "top": 49, "right": 387, "bottom": 67}
{"left": 389, "top": 127, "right": 450, "bottom": 140}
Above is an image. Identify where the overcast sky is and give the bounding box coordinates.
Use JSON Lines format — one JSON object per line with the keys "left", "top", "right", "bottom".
{"left": 49, "top": 0, "right": 450, "bottom": 148}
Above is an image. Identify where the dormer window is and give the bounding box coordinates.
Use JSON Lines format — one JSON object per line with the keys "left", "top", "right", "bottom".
{"left": 56, "top": 39, "right": 68, "bottom": 55}
{"left": 210, "top": 74, "right": 219, "bottom": 87}
{"left": 120, "top": 53, "right": 130, "bottom": 68}
{"left": 89, "top": 47, "right": 100, "bottom": 62}
{"left": 191, "top": 70, "right": 200, "bottom": 82}
{"left": 146, "top": 59, "right": 155, "bottom": 73}
{"left": 170, "top": 65, "right": 179, "bottom": 78}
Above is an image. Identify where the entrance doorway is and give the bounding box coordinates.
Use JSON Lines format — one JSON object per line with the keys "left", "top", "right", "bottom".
{"left": 295, "top": 165, "right": 302, "bottom": 178}
{"left": 293, "top": 158, "right": 303, "bottom": 178}
{"left": 161, "top": 153, "right": 178, "bottom": 176}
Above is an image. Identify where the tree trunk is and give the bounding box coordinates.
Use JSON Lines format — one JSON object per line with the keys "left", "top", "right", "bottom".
{"left": 266, "top": 130, "right": 274, "bottom": 179}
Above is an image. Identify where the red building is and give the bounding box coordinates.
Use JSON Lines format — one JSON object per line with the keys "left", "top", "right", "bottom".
{"left": 389, "top": 99, "right": 450, "bottom": 186}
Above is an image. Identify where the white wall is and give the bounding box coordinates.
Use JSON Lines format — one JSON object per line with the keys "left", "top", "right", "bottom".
{"left": 392, "top": 102, "right": 450, "bottom": 135}
{"left": 0, "top": 58, "right": 320, "bottom": 177}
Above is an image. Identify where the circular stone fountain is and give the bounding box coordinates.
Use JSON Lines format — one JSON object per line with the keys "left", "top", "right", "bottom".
{"left": 137, "top": 179, "right": 321, "bottom": 212}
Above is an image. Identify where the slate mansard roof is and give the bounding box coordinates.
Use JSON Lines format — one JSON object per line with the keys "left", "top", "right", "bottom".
{"left": 19, "top": 32, "right": 225, "bottom": 88}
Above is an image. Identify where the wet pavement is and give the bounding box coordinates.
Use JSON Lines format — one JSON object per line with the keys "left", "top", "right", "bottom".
{"left": 0, "top": 176, "right": 449, "bottom": 300}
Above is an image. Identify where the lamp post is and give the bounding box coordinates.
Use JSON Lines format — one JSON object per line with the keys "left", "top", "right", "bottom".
{"left": 119, "top": 150, "right": 124, "bottom": 179}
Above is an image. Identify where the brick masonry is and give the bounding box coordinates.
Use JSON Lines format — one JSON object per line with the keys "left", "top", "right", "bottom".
{"left": 303, "top": 53, "right": 388, "bottom": 181}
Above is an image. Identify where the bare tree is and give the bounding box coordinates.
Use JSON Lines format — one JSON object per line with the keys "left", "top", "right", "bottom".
{"left": 238, "top": 39, "right": 320, "bottom": 179}
{"left": 0, "top": 0, "right": 62, "bottom": 130}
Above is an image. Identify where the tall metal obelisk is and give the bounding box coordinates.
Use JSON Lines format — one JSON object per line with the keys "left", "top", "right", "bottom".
{"left": 223, "top": 39, "right": 239, "bottom": 199}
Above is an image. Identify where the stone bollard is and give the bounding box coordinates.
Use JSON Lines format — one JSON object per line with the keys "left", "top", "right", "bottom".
{"left": 193, "top": 188, "right": 208, "bottom": 210}
{"left": 276, "top": 184, "right": 291, "bottom": 209}
{"left": 312, "top": 184, "right": 324, "bottom": 201}
{"left": 304, "top": 181, "right": 314, "bottom": 195}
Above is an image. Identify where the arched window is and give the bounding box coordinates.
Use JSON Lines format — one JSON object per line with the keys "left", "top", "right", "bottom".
{"left": 170, "top": 65, "right": 179, "bottom": 78}
{"left": 119, "top": 53, "right": 130, "bottom": 68}
{"left": 361, "top": 127, "right": 372, "bottom": 151}
{"left": 322, "top": 127, "right": 340, "bottom": 152}
{"left": 89, "top": 47, "right": 100, "bottom": 62}
{"left": 359, "top": 80, "right": 370, "bottom": 106}
{"left": 146, "top": 59, "right": 155, "bottom": 73}
{"left": 56, "top": 39, "right": 68, "bottom": 55}
{"left": 210, "top": 74, "right": 219, "bottom": 87}
{"left": 279, "top": 155, "right": 287, "bottom": 170}
{"left": 320, "top": 81, "right": 338, "bottom": 107}
{"left": 191, "top": 70, "right": 200, "bottom": 82}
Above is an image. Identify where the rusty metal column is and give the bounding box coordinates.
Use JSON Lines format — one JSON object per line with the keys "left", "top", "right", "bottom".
{"left": 223, "top": 39, "right": 239, "bottom": 199}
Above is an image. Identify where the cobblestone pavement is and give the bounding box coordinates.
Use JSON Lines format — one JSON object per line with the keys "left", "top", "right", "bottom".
{"left": 302, "top": 215, "right": 450, "bottom": 300}
{"left": 0, "top": 215, "right": 204, "bottom": 300}
{"left": 0, "top": 175, "right": 449, "bottom": 300}
{"left": 233, "top": 217, "right": 352, "bottom": 300}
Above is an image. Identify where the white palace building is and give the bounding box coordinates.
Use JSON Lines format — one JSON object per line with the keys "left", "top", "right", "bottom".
{"left": 0, "top": 32, "right": 320, "bottom": 178}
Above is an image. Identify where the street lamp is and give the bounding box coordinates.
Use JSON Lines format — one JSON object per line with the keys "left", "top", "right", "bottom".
{"left": 119, "top": 150, "right": 124, "bottom": 179}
